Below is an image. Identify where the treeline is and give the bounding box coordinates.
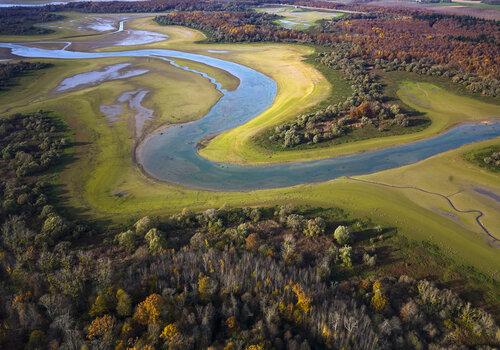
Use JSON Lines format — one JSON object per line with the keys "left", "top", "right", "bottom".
{"left": 320, "top": 14, "right": 499, "bottom": 90}
{"left": 0, "top": 112, "right": 498, "bottom": 349}
{"left": 0, "top": 8, "right": 63, "bottom": 35}
{"left": 47, "top": 0, "right": 280, "bottom": 13}
{"left": 0, "top": 61, "right": 51, "bottom": 90}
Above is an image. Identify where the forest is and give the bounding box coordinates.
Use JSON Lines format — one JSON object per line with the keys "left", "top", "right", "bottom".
{"left": 0, "top": 9, "right": 63, "bottom": 35}
{"left": 0, "top": 112, "right": 498, "bottom": 349}
{"left": 0, "top": 62, "right": 52, "bottom": 90}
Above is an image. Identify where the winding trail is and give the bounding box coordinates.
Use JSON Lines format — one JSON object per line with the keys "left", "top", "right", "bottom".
{"left": 346, "top": 176, "right": 499, "bottom": 244}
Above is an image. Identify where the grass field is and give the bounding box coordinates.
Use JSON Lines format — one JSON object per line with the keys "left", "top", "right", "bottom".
{"left": 364, "top": 138, "right": 500, "bottom": 240}
{"left": 255, "top": 5, "right": 344, "bottom": 30}
{"left": 1, "top": 17, "right": 498, "bottom": 284}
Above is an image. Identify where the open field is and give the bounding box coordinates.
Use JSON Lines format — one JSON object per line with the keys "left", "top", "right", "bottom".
{"left": 434, "top": 0, "right": 500, "bottom": 10}
{"left": 362, "top": 138, "right": 500, "bottom": 241}
{"left": 0, "top": 56, "right": 222, "bottom": 128}
{"left": 0, "top": 18, "right": 498, "bottom": 282}
{"left": 254, "top": 5, "right": 344, "bottom": 30}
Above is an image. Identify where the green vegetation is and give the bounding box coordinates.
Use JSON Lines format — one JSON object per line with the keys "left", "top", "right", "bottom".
{"left": 0, "top": 8, "right": 64, "bottom": 35}
{"left": 255, "top": 5, "right": 343, "bottom": 30}
{"left": 464, "top": 144, "right": 500, "bottom": 173}
{"left": 0, "top": 61, "right": 51, "bottom": 91}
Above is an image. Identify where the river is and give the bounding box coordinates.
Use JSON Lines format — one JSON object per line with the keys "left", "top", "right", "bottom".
{"left": 0, "top": 42, "right": 498, "bottom": 191}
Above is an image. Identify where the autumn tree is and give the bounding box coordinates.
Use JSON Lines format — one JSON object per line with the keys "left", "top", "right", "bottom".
{"left": 87, "top": 314, "right": 116, "bottom": 341}
{"left": 133, "top": 294, "right": 165, "bottom": 325}
{"left": 371, "top": 280, "right": 388, "bottom": 312}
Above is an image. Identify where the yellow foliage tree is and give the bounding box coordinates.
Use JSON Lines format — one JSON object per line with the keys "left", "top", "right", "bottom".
{"left": 89, "top": 292, "right": 112, "bottom": 317}
{"left": 226, "top": 316, "right": 238, "bottom": 332}
{"left": 246, "top": 345, "right": 264, "bottom": 350}
{"left": 116, "top": 289, "right": 132, "bottom": 317}
{"left": 291, "top": 283, "right": 311, "bottom": 313}
{"left": 133, "top": 294, "right": 164, "bottom": 325}
{"left": 87, "top": 314, "right": 116, "bottom": 340}
{"left": 160, "top": 323, "right": 181, "bottom": 345}
{"left": 371, "top": 280, "right": 388, "bottom": 312}
{"left": 197, "top": 274, "right": 216, "bottom": 301}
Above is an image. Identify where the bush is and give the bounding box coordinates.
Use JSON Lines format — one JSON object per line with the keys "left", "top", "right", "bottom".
{"left": 333, "top": 225, "right": 351, "bottom": 245}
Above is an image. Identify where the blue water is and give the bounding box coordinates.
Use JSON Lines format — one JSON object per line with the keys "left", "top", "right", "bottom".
{"left": 1, "top": 42, "right": 498, "bottom": 191}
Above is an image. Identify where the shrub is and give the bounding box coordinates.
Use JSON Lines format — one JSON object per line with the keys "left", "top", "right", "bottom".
{"left": 333, "top": 225, "right": 351, "bottom": 245}
{"left": 339, "top": 245, "right": 353, "bottom": 268}
{"left": 303, "top": 217, "right": 326, "bottom": 237}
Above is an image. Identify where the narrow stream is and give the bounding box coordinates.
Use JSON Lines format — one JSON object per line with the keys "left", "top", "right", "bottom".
{"left": 1, "top": 42, "right": 498, "bottom": 191}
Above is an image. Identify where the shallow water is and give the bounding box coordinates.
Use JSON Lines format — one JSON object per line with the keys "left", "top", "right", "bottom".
{"left": 207, "top": 50, "right": 229, "bottom": 54}
{"left": 474, "top": 187, "right": 500, "bottom": 202}
{"left": 119, "top": 89, "right": 153, "bottom": 137}
{"left": 100, "top": 104, "right": 122, "bottom": 123}
{"left": 1, "top": 42, "right": 498, "bottom": 191}
{"left": 115, "top": 30, "right": 167, "bottom": 46}
{"left": 55, "top": 63, "right": 148, "bottom": 92}
{"left": 278, "top": 19, "right": 309, "bottom": 29}
{"left": 87, "top": 18, "right": 116, "bottom": 32}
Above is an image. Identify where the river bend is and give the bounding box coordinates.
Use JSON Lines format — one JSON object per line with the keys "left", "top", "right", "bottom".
{"left": 1, "top": 42, "right": 498, "bottom": 191}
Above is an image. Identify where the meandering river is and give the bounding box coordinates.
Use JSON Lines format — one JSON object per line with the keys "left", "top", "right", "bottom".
{"left": 1, "top": 42, "right": 498, "bottom": 191}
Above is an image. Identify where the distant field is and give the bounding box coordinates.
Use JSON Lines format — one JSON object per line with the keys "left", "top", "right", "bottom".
{"left": 434, "top": 0, "right": 500, "bottom": 10}
{"left": 368, "top": 0, "right": 500, "bottom": 20}
{"left": 254, "top": 5, "right": 343, "bottom": 30}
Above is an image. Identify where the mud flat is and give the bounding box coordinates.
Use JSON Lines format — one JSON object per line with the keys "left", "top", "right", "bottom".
{"left": 100, "top": 89, "right": 153, "bottom": 137}
{"left": 55, "top": 63, "right": 148, "bottom": 93}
